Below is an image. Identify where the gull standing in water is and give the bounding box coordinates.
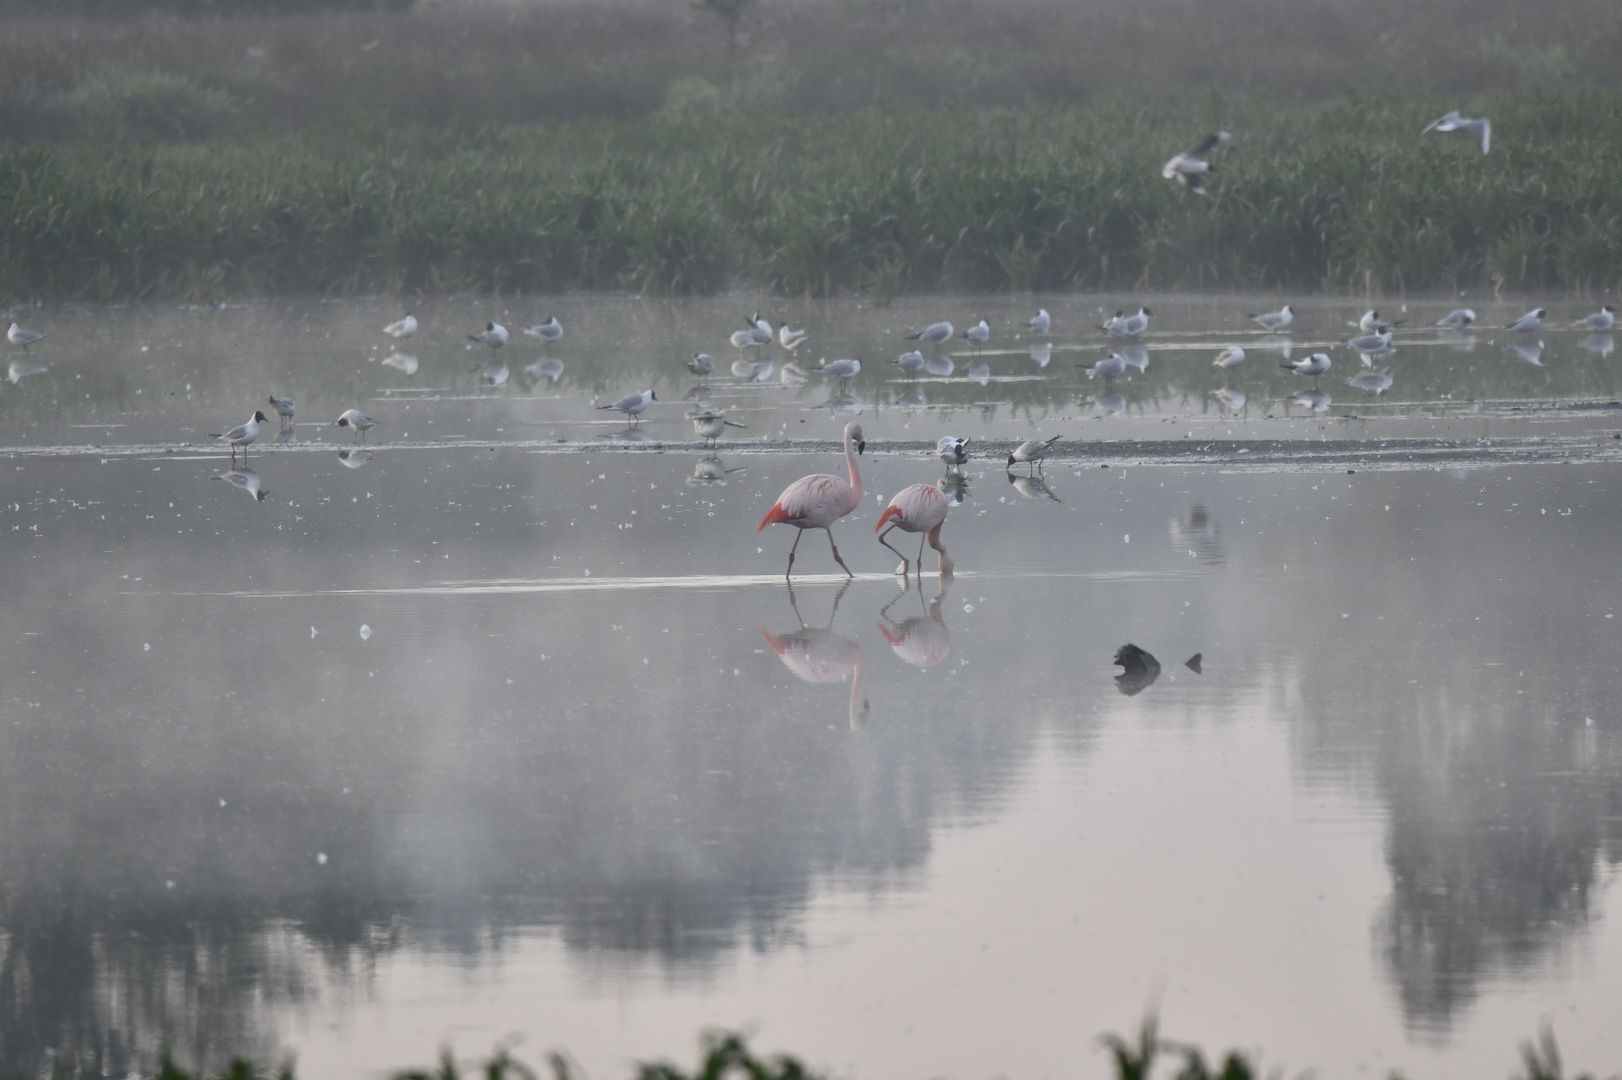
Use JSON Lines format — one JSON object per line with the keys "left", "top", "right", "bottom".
{"left": 1358, "top": 310, "right": 1403, "bottom": 334}
{"left": 1249, "top": 305, "right": 1293, "bottom": 330}
{"left": 937, "top": 436, "right": 969, "bottom": 471}
{"left": 906, "top": 321, "right": 954, "bottom": 345}
{"left": 211, "top": 411, "right": 267, "bottom": 461}
{"left": 523, "top": 317, "right": 564, "bottom": 350}
{"left": 384, "top": 313, "right": 418, "bottom": 339}
{"left": 1435, "top": 308, "right": 1476, "bottom": 329}
{"left": 468, "top": 322, "right": 508, "bottom": 350}
{"left": 1282, "top": 353, "right": 1332, "bottom": 382}
{"left": 960, "top": 318, "right": 990, "bottom": 352}
{"left": 876, "top": 484, "right": 954, "bottom": 581}
{"left": 1099, "top": 310, "right": 1126, "bottom": 334}
{"left": 758, "top": 421, "right": 866, "bottom": 578}
{"left": 1423, "top": 111, "right": 1491, "bottom": 154}
{"left": 1081, "top": 353, "right": 1127, "bottom": 381}
{"left": 1575, "top": 306, "right": 1615, "bottom": 331}
{"left": 689, "top": 410, "right": 746, "bottom": 445}
{"left": 1212, "top": 346, "right": 1245, "bottom": 369}
{"left": 1162, "top": 131, "right": 1231, "bottom": 194}
{"left": 1347, "top": 329, "right": 1393, "bottom": 354}
{"left": 599, "top": 389, "right": 656, "bottom": 424}
{"left": 779, "top": 323, "right": 810, "bottom": 353}
{"left": 267, "top": 395, "right": 296, "bottom": 429}
{"left": 7, "top": 322, "right": 45, "bottom": 352}
{"left": 1007, "top": 434, "right": 1061, "bottom": 474}
{"left": 1504, "top": 309, "right": 1545, "bottom": 333}
{"left": 1028, "top": 309, "right": 1052, "bottom": 335}
{"left": 819, "top": 358, "right": 861, "bottom": 379}
{"left": 1104, "top": 307, "right": 1151, "bottom": 336}
{"left": 687, "top": 352, "right": 716, "bottom": 375}
{"left": 335, "top": 409, "right": 378, "bottom": 440}
{"left": 893, "top": 350, "right": 925, "bottom": 376}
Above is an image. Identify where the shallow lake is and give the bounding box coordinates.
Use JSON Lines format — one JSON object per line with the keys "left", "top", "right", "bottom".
{"left": 2, "top": 294, "right": 1621, "bottom": 1080}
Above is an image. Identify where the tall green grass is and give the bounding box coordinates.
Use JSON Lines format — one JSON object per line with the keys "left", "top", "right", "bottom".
{"left": 2, "top": 92, "right": 1620, "bottom": 301}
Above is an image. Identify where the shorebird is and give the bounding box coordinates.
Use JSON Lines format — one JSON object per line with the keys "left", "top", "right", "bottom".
{"left": 876, "top": 483, "right": 955, "bottom": 580}
{"left": 1212, "top": 346, "right": 1245, "bottom": 369}
{"left": 1007, "top": 434, "right": 1061, "bottom": 474}
{"left": 1282, "top": 353, "right": 1332, "bottom": 381}
{"left": 211, "top": 411, "right": 267, "bottom": 461}
{"left": 1423, "top": 111, "right": 1491, "bottom": 154}
{"left": 1249, "top": 305, "right": 1293, "bottom": 331}
{"left": 383, "top": 313, "right": 417, "bottom": 339}
{"left": 335, "top": 408, "right": 378, "bottom": 440}
{"left": 599, "top": 389, "right": 656, "bottom": 424}
{"left": 468, "top": 322, "right": 508, "bottom": 350}
{"left": 757, "top": 421, "right": 866, "bottom": 578}
{"left": 779, "top": 323, "right": 810, "bottom": 352}
{"left": 1575, "top": 306, "right": 1615, "bottom": 331}
{"left": 906, "top": 321, "right": 954, "bottom": 345}
{"left": 267, "top": 395, "right": 296, "bottom": 428}
{"left": 7, "top": 322, "right": 44, "bottom": 352}
{"left": 1504, "top": 309, "right": 1545, "bottom": 333}
{"left": 1162, "top": 131, "right": 1231, "bottom": 194}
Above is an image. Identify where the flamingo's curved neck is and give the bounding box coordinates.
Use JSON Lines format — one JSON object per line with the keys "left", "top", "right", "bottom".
{"left": 844, "top": 430, "right": 865, "bottom": 504}
{"left": 849, "top": 650, "right": 869, "bottom": 731}
{"left": 927, "top": 524, "right": 954, "bottom": 573}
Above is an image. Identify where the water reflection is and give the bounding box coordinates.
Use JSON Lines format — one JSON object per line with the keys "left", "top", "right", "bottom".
{"left": 382, "top": 352, "right": 419, "bottom": 375}
{"left": 895, "top": 389, "right": 927, "bottom": 412}
{"left": 1290, "top": 388, "right": 1332, "bottom": 414}
{"left": 1168, "top": 505, "right": 1223, "bottom": 564}
{"left": 1092, "top": 391, "right": 1126, "bottom": 417}
{"left": 474, "top": 359, "right": 510, "bottom": 387}
{"left": 877, "top": 577, "right": 953, "bottom": 669}
{"left": 937, "top": 472, "right": 970, "bottom": 506}
{"left": 922, "top": 353, "right": 955, "bottom": 377}
{"left": 1347, "top": 366, "right": 1396, "bottom": 395}
{"left": 1007, "top": 472, "right": 1060, "bottom": 501}
{"left": 1029, "top": 342, "right": 1052, "bottom": 368}
{"left": 337, "top": 448, "right": 374, "bottom": 469}
{"left": 686, "top": 455, "right": 747, "bottom": 486}
{"left": 1113, "top": 644, "right": 1161, "bottom": 696}
{"left": 8, "top": 359, "right": 48, "bottom": 383}
{"left": 1211, "top": 386, "right": 1247, "bottom": 412}
{"left": 1577, "top": 334, "right": 1614, "bottom": 358}
{"left": 1510, "top": 340, "right": 1545, "bottom": 367}
{"left": 527, "top": 357, "right": 565, "bottom": 382}
{"left": 214, "top": 467, "right": 269, "bottom": 502}
{"left": 760, "top": 583, "right": 870, "bottom": 731}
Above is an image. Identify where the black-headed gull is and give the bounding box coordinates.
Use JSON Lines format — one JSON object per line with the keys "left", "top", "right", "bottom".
{"left": 1434, "top": 308, "right": 1476, "bottom": 329}
{"left": 893, "top": 350, "right": 925, "bottom": 375}
{"left": 1504, "top": 309, "right": 1545, "bottom": 333}
{"left": 523, "top": 316, "right": 563, "bottom": 344}
{"left": 1358, "top": 310, "right": 1403, "bottom": 334}
{"left": 1347, "top": 329, "right": 1393, "bottom": 353}
{"left": 7, "top": 322, "right": 44, "bottom": 351}
{"left": 1006, "top": 434, "right": 1061, "bottom": 473}
{"left": 779, "top": 323, "right": 809, "bottom": 352}
{"left": 1212, "top": 346, "right": 1245, "bottom": 369}
{"left": 468, "top": 322, "right": 508, "bottom": 349}
{"left": 267, "top": 395, "right": 295, "bottom": 428}
{"left": 937, "top": 436, "right": 969, "bottom": 470}
{"left": 960, "top": 319, "right": 990, "bottom": 350}
{"left": 819, "top": 358, "right": 861, "bottom": 378}
{"left": 906, "top": 321, "right": 954, "bottom": 344}
{"left": 1282, "top": 353, "right": 1332, "bottom": 379}
{"left": 1081, "top": 353, "right": 1127, "bottom": 380}
{"left": 1423, "top": 111, "right": 1490, "bottom": 154}
{"left": 211, "top": 411, "right": 267, "bottom": 460}
{"left": 1162, "top": 131, "right": 1230, "bottom": 194}
{"left": 1028, "top": 309, "right": 1051, "bottom": 335}
{"left": 687, "top": 352, "right": 716, "bottom": 375}
{"left": 1575, "top": 306, "right": 1614, "bottom": 331}
{"left": 1104, "top": 307, "right": 1150, "bottom": 336}
{"left": 335, "top": 409, "right": 378, "bottom": 439}
{"left": 599, "top": 389, "right": 656, "bottom": 423}
{"left": 383, "top": 313, "right": 417, "bottom": 339}
{"left": 1248, "top": 305, "right": 1293, "bottom": 330}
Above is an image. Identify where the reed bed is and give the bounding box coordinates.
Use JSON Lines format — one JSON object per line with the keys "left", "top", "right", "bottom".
{"left": 2, "top": 92, "right": 1620, "bottom": 302}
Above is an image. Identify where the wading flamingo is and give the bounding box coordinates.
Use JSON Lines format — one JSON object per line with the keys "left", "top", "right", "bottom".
{"left": 758, "top": 421, "right": 865, "bottom": 578}
{"left": 875, "top": 483, "right": 954, "bottom": 581}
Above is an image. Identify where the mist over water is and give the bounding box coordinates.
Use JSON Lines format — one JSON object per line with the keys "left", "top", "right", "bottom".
{"left": 1, "top": 297, "right": 1621, "bottom": 1078}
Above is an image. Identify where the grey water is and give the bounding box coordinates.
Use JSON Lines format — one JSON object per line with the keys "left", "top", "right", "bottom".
{"left": 3, "top": 295, "right": 1622, "bottom": 1080}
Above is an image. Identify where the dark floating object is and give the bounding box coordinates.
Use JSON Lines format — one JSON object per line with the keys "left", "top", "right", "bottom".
{"left": 1185, "top": 653, "right": 1203, "bottom": 674}
{"left": 1113, "top": 643, "right": 1161, "bottom": 696}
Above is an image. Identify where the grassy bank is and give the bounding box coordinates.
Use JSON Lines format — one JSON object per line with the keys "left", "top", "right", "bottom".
{"left": 85, "top": 1022, "right": 1611, "bottom": 1080}
{"left": 3, "top": 92, "right": 1621, "bottom": 302}
{"left": 0, "top": 0, "right": 1618, "bottom": 139}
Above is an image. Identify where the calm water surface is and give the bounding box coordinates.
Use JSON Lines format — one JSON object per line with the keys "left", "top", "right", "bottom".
{"left": 2, "top": 295, "right": 1621, "bottom": 1079}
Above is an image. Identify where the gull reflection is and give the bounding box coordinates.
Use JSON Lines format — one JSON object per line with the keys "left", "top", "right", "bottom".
{"left": 601, "top": 427, "right": 655, "bottom": 444}
{"left": 382, "top": 351, "right": 419, "bottom": 375}
{"left": 1259, "top": 334, "right": 1293, "bottom": 362}
{"left": 1007, "top": 471, "right": 1061, "bottom": 501}
{"left": 684, "top": 385, "right": 716, "bottom": 408}
{"left": 1092, "top": 391, "right": 1126, "bottom": 417}
{"left": 1347, "top": 366, "right": 1395, "bottom": 395}
{"left": 1113, "top": 643, "right": 1161, "bottom": 696}
{"left": 733, "top": 358, "right": 774, "bottom": 382}
{"left": 473, "top": 358, "right": 509, "bottom": 387}
{"left": 1439, "top": 329, "right": 1477, "bottom": 353}
{"left": 966, "top": 361, "right": 991, "bottom": 385}
{"left": 1120, "top": 343, "right": 1149, "bottom": 372}
{"left": 274, "top": 426, "right": 298, "bottom": 445}
{"left": 1168, "top": 504, "right": 1223, "bottom": 564}
{"left": 1510, "top": 340, "right": 1544, "bottom": 367}
{"left": 823, "top": 394, "right": 863, "bottom": 415}
{"left": 7, "top": 360, "right": 47, "bottom": 383}
{"left": 895, "top": 389, "right": 927, "bottom": 412}
{"left": 687, "top": 455, "right": 747, "bottom": 487}
{"left": 1290, "top": 388, "right": 1332, "bottom": 413}
{"left": 937, "top": 472, "right": 970, "bottom": 506}
{"left": 214, "top": 467, "right": 269, "bottom": 502}
{"left": 526, "top": 357, "right": 565, "bottom": 382}
{"left": 922, "top": 353, "right": 955, "bottom": 377}
{"left": 337, "top": 448, "right": 374, "bottom": 469}
{"left": 760, "top": 582, "right": 870, "bottom": 731}
{"left": 1577, "top": 334, "right": 1614, "bottom": 358}
{"left": 877, "top": 575, "right": 953, "bottom": 669}
{"left": 1029, "top": 341, "right": 1052, "bottom": 368}
{"left": 1211, "top": 386, "right": 1247, "bottom": 412}
{"left": 780, "top": 361, "right": 809, "bottom": 386}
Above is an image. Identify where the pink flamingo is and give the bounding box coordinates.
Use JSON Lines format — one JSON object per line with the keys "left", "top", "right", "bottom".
{"left": 874, "top": 482, "right": 955, "bottom": 581}
{"left": 758, "top": 421, "right": 865, "bottom": 578}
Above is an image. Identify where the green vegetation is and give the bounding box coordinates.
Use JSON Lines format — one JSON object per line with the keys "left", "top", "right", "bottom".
{"left": 2, "top": 91, "right": 1620, "bottom": 302}
{"left": 99, "top": 1021, "right": 1618, "bottom": 1080}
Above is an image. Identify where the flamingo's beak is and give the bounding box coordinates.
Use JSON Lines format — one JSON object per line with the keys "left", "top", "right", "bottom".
{"left": 857, "top": 440, "right": 865, "bottom": 455}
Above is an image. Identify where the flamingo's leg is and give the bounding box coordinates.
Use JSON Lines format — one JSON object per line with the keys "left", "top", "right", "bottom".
{"left": 877, "top": 525, "right": 911, "bottom": 578}
{"left": 785, "top": 528, "right": 803, "bottom": 579}
{"left": 826, "top": 528, "right": 853, "bottom": 578}
{"left": 915, "top": 533, "right": 927, "bottom": 574}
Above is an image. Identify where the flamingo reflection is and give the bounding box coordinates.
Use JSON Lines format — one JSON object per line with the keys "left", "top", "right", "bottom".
{"left": 760, "top": 582, "right": 870, "bottom": 731}
{"left": 877, "top": 575, "right": 953, "bottom": 669}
